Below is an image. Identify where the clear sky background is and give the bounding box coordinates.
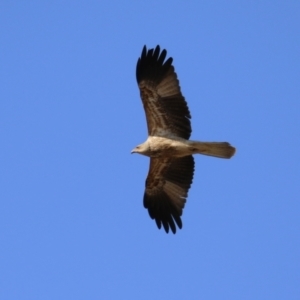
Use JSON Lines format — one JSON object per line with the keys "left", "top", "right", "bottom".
{"left": 0, "top": 1, "right": 299, "bottom": 299}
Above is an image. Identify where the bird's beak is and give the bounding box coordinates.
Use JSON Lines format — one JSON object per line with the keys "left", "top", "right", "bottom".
{"left": 131, "top": 148, "right": 136, "bottom": 154}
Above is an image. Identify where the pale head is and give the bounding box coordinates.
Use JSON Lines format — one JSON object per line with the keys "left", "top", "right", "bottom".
{"left": 131, "top": 142, "right": 150, "bottom": 156}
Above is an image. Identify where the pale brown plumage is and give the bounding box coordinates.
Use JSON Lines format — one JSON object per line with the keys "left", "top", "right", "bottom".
{"left": 133, "top": 45, "right": 235, "bottom": 233}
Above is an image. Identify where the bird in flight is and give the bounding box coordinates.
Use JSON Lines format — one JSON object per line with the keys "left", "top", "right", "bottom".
{"left": 132, "top": 45, "right": 235, "bottom": 234}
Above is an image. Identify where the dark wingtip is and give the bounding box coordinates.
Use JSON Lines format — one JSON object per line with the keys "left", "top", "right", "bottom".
{"left": 136, "top": 45, "right": 172, "bottom": 85}
{"left": 144, "top": 193, "right": 183, "bottom": 234}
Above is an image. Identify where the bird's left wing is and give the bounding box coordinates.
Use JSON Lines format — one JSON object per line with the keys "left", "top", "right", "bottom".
{"left": 136, "top": 45, "right": 192, "bottom": 139}
{"left": 143, "top": 155, "right": 195, "bottom": 233}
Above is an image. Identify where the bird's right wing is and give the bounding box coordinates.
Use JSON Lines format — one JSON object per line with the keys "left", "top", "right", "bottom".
{"left": 143, "top": 155, "right": 195, "bottom": 234}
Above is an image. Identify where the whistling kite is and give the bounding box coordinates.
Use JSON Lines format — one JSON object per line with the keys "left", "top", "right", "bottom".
{"left": 132, "top": 45, "right": 235, "bottom": 233}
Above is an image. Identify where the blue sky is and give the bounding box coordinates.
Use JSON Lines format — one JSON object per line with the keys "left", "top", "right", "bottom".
{"left": 0, "top": 1, "right": 299, "bottom": 299}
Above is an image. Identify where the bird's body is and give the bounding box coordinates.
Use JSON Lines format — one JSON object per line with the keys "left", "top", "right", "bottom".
{"left": 132, "top": 45, "right": 235, "bottom": 233}
{"left": 133, "top": 136, "right": 191, "bottom": 158}
{"left": 133, "top": 136, "right": 235, "bottom": 159}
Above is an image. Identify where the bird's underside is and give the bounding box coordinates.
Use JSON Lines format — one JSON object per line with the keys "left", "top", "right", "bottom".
{"left": 133, "top": 45, "right": 236, "bottom": 234}
{"left": 134, "top": 136, "right": 235, "bottom": 159}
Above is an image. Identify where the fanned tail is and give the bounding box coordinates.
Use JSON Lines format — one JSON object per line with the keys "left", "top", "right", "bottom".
{"left": 189, "top": 141, "right": 236, "bottom": 159}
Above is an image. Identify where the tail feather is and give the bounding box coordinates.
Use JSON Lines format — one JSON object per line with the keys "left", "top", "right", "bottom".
{"left": 190, "top": 141, "right": 236, "bottom": 159}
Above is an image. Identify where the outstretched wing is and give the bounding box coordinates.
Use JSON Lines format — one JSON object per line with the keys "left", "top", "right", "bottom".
{"left": 136, "top": 45, "right": 192, "bottom": 139}
{"left": 143, "top": 156, "right": 195, "bottom": 234}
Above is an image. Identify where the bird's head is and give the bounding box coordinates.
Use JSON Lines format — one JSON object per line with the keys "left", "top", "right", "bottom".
{"left": 131, "top": 142, "right": 150, "bottom": 156}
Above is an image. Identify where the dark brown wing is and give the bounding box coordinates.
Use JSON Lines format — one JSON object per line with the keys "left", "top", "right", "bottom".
{"left": 143, "top": 156, "right": 195, "bottom": 233}
{"left": 136, "top": 45, "right": 192, "bottom": 139}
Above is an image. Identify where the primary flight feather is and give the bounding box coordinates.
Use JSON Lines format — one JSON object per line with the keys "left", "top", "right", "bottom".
{"left": 132, "top": 45, "right": 235, "bottom": 234}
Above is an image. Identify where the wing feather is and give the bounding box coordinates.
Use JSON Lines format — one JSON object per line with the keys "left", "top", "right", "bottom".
{"left": 143, "top": 156, "right": 195, "bottom": 233}
{"left": 136, "top": 45, "right": 192, "bottom": 139}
